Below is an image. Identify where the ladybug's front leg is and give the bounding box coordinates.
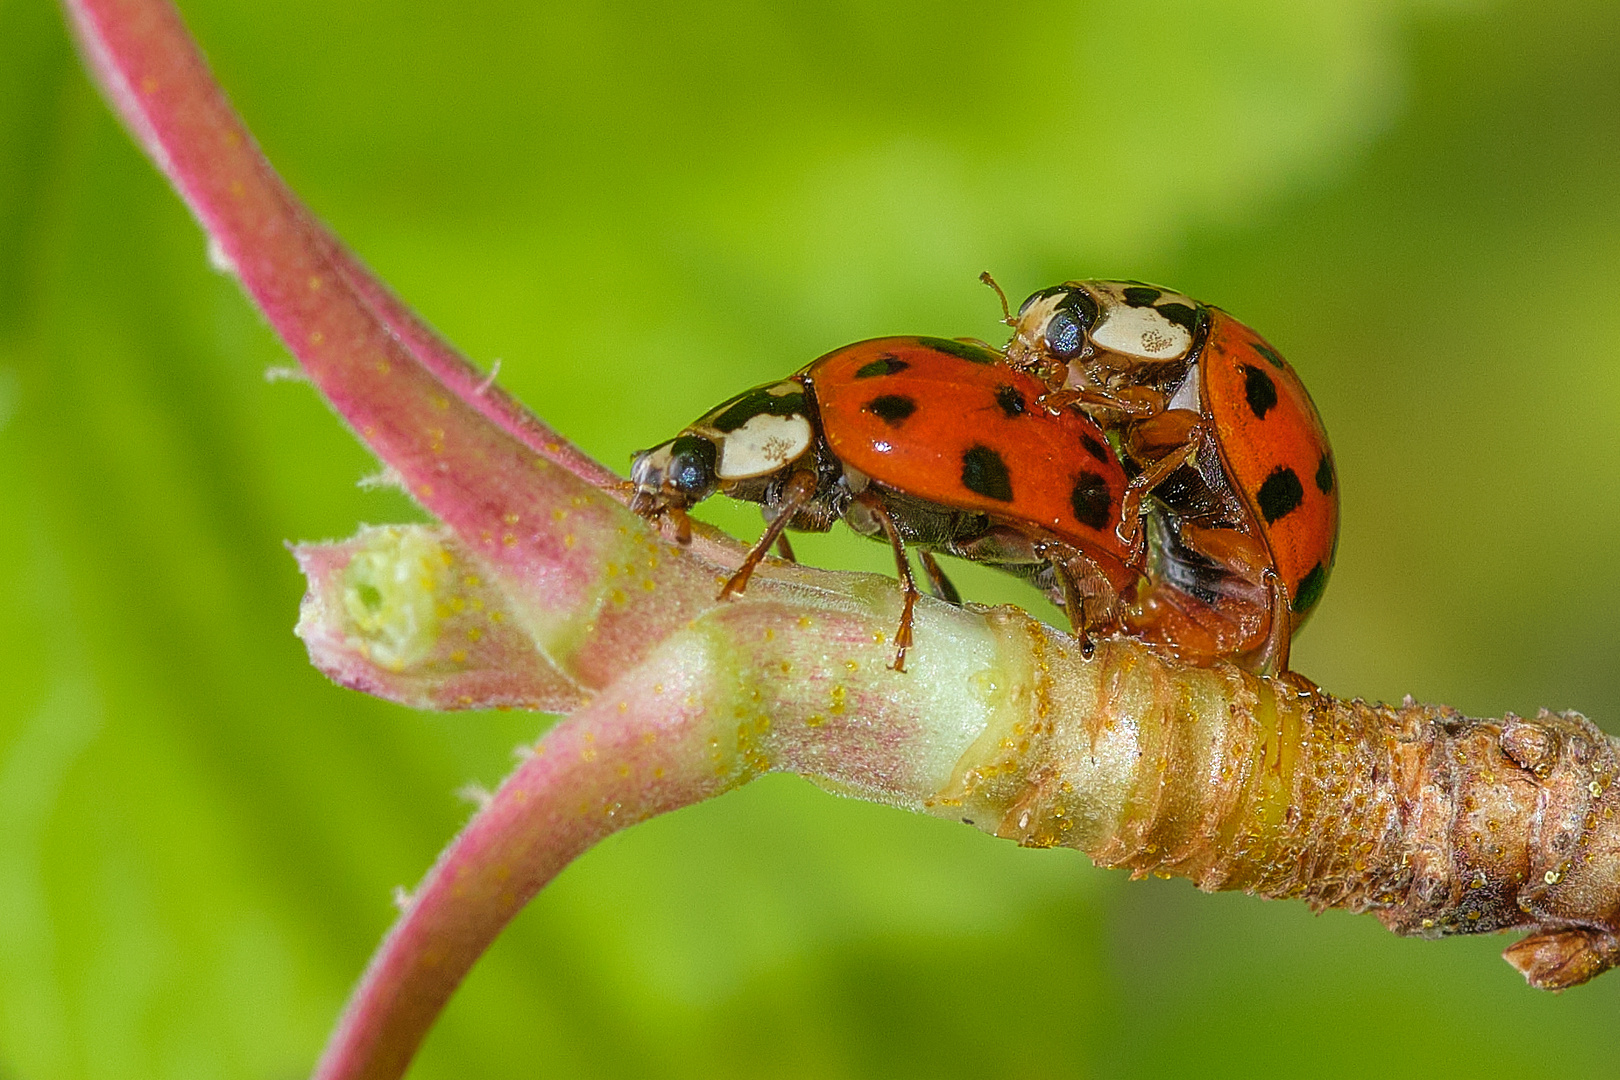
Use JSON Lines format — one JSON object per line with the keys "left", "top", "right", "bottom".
{"left": 1115, "top": 408, "right": 1206, "bottom": 557}
{"left": 719, "top": 469, "right": 819, "bottom": 601}
{"left": 1039, "top": 385, "right": 1165, "bottom": 421}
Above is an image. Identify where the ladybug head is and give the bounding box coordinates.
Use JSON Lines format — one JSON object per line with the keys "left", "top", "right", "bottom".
{"left": 1004, "top": 283, "right": 1100, "bottom": 381}
{"left": 1006, "top": 280, "right": 1205, "bottom": 385}
{"left": 631, "top": 433, "right": 719, "bottom": 511}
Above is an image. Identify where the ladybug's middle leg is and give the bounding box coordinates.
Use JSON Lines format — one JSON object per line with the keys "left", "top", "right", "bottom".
{"left": 1173, "top": 522, "right": 1283, "bottom": 671}
{"left": 720, "top": 468, "right": 818, "bottom": 601}
{"left": 1245, "top": 569, "right": 1293, "bottom": 677}
{"left": 917, "top": 551, "right": 963, "bottom": 606}
{"left": 1042, "top": 542, "right": 1124, "bottom": 660}
{"left": 850, "top": 490, "right": 921, "bottom": 672}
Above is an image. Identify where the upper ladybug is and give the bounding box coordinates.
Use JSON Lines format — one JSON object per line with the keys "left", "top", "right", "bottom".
{"left": 1002, "top": 280, "right": 1338, "bottom": 675}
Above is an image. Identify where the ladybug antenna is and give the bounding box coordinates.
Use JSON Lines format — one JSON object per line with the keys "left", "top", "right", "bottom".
{"left": 980, "top": 271, "right": 1013, "bottom": 326}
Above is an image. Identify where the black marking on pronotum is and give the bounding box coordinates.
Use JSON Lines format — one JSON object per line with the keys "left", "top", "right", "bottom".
{"left": 1070, "top": 471, "right": 1112, "bottom": 530}
{"left": 1243, "top": 364, "right": 1278, "bottom": 419}
{"left": 1018, "top": 284, "right": 1071, "bottom": 315}
{"left": 1122, "top": 285, "right": 1163, "bottom": 307}
{"left": 1060, "top": 289, "right": 1100, "bottom": 328}
{"left": 995, "top": 385, "right": 1028, "bottom": 418}
{"left": 1250, "top": 340, "right": 1287, "bottom": 370}
{"left": 709, "top": 384, "right": 808, "bottom": 433}
{"left": 960, "top": 445, "right": 1014, "bottom": 502}
{"left": 1256, "top": 466, "right": 1304, "bottom": 523}
{"left": 855, "top": 353, "right": 909, "bottom": 379}
{"left": 1155, "top": 302, "right": 1199, "bottom": 333}
{"left": 1080, "top": 432, "right": 1110, "bottom": 464}
{"left": 865, "top": 394, "right": 917, "bottom": 425}
{"left": 918, "top": 337, "right": 998, "bottom": 365}
{"left": 1315, "top": 452, "right": 1335, "bottom": 495}
{"left": 1291, "top": 562, "right": 1328, "bottom": 614}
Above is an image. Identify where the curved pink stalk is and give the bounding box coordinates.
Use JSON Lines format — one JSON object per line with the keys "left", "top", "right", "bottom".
{"left": 313, "top": 651, "right": 743, "bottom": 1080}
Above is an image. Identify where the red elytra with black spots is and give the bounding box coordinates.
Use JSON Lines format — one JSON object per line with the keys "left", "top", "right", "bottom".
{"left": 1201, "top": 309, "right": 1338, "bottom": 627}
{"left": 805, "top": 337, "right": 1135, "bottom": 577}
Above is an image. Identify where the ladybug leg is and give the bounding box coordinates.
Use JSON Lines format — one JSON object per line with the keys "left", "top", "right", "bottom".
{"left": 630, "top": 492, "right": 695, "bottom": 546}
{"left": 665, "top": 505, "right": 694, "bottom": 546}
{"left": 1039, "top": 386, "right": 1163, "bottom": 420}
{"left": 1172, "top": 522, "right": 1285, "bottom": 670}
{"left": 1247, "top": 570, "right": 1293, "bottom": 676}
{"left": 918, "top": 551, "right": 963, "bottom": 606}
{"left": 719, "top": 469, "right": 818, "bottom": 601}
{"left": 851, "top": 491, "right": 921, "bottom": 672}
{"left": 774, "top": 533, "right": 797, "bottom": 563}
{"left": 1041, "top": 543, "right": 1123, "bottom": 660}
{"left": 1115, "top": 409, "right": 1206, "bottom": 555}
{"left": 1056, "top": 566, "right": 1095, "bottom": 658}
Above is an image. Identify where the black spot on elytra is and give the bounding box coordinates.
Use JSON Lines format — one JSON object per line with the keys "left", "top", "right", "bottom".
{"left": 1243, "top": 364, "right": 1278, "bottom": 419}
{"left": 1122, "top": 285, "right": 1162, "bottom": 307}
{"left": 709, "top": 384, "right": 807, "bottom": 433}
{"left": 855, "top": 354, "right": 909, "bottom": 379}
{"left": 1315, "top": 452, "right": 1335, "bottom": 495}
{"left": 1080, "top": 432, "right": 1110, "bottom": 464}
{"left": 1291, "top": 562, "right": 1328, "bottom": 614}
{"left": 1155, "top": 302, "right": 1199, "bottom": 333}
{"left": 918, "top": 337, "right": 998, "bottom": 364}
{"left": 1070, "top": 471, "right": 1112, "bottom": 531}
{"left": 1256, "top": 466, "right": 1304, "bottom": 524}
{"left": 995, "top": 385, "right": 1027, "bottom": 418}
{"left": 961, "top": 445, "right": 1014, "bottom": 502}
{"left": 865, "top": 394, "right": 916, "bottom": 425}
{"left": 1250, "top": 340, "right": 1287, "bottom": 369}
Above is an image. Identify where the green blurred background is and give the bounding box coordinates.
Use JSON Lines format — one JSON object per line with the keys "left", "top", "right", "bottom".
{"left": 4, "top": 0, "right": 1620, "bottom": 1075}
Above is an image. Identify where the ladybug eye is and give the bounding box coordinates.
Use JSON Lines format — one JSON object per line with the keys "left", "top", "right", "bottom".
{"left": 666, "top": 435, "right": 718, "bottom": 500}
{"left": 1044, "top": 310, "right": 1085, "bottom": 357}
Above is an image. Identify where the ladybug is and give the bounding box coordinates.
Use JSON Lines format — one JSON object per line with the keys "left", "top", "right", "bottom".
{"left": 999, "top": 279, "right": 1338, "bottom": 674}
{"left": 630, "top": 336, "right": 1141, "bottom": 669}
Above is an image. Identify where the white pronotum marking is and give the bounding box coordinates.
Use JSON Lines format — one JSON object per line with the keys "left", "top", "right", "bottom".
{"left": 1091, "top": 303, "right": 1192, "bottom": 361}
{"left": 716, "top": 413, "right": 813, "bottom": 479}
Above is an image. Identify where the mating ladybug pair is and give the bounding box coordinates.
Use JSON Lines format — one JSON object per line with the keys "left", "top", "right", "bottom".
{"left": 629, "top": 280, "right": 1337, "bottom": 675}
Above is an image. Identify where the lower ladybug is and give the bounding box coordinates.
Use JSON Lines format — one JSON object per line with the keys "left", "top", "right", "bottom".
{"left": 997, "top": 278, "right": 1338, "bottom": 674}
{"left": 631, "top": 336, "right": 1141, "bottom": 669}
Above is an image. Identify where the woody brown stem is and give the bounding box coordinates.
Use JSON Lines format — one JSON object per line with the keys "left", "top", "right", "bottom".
{"left": 927, "top": 623, "right": 1620, "bottom": 990}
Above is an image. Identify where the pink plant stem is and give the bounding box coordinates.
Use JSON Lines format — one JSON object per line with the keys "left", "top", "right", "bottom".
{"left": 63, "top": 0, "right": 616, "bottom": 605}
{"left": 312, "top": 652, "right": 743, "bottom": 1080}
